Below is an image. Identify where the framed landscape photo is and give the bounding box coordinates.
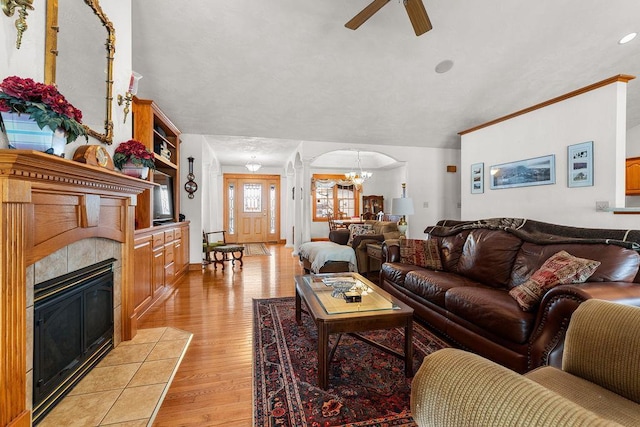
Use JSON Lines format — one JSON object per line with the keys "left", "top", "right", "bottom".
{"left": 567, "top": 141, "right": 593, "bottom": 187}
{"left": 471, "top": 162, "right": 484, "bottom": 194}
{"left": 489, "top": 155, "right": 555, "bottom": 190}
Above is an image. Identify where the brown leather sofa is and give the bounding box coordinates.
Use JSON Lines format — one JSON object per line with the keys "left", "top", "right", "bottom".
{"left": 380, "top": 218, "right": 640, "bottom": 373}
{"left": 329, "top": 220, "right": 400, "bottom": 274}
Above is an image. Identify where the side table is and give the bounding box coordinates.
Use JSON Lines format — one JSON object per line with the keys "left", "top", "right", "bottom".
{"left": 366, "top": 242, "right": 383, "bottom": 280}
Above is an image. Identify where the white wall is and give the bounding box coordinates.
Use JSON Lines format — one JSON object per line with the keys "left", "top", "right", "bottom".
{"left": 1, "top": 5, "right": 44, "bottom": 80}
{"left": 461, "top": 80, "right": 638, "bottom": 229}
{"left": 628, "top": 123, "right": 640, "bottom": 157}
{"left": 180, "top": 134, "right": 206, "bottom": 264}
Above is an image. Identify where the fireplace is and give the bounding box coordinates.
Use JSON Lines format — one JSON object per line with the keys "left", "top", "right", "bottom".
{"left": 32, "top": 259, "right": 116, "bottom": 424}
{"left": 0, "top": 152, "right": 151, "bottom": 426}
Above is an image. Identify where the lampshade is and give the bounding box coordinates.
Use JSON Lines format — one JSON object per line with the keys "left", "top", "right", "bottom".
{"left": 391, "top": 197, "right": 414, "bottom": 216}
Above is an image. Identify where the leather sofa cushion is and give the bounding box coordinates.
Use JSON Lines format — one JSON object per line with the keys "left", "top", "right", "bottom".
{"left": 439, "top": 231, "right": 469, "bottom": 272}
{"left": 510, "top": 242, "right": 640, "bottom": 288}
{"left": 445, "top": 286, "right": 535, "bottom": 344}
{"left": 381, "top": 262, "right": 421, "bottom": 287}
{"left": 456, "top": 229, "right": 524, "bottom": 288}
{"left": 404, "top": 269, "right": 484, "bottom": 307}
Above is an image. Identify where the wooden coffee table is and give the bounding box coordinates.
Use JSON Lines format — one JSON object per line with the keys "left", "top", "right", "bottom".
{"left": 295, "top": 272, "right": 414, "bottom": 389}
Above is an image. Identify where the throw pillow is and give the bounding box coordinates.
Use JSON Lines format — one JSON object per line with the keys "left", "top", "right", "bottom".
{"left": 347, "top": 224, "right": 374, "bottom": 246}
{"left": 509, "top": 250, "right": 601, "bottom": 311}
{"left": 400, "top": 239, "right": 443, "bottom": 270}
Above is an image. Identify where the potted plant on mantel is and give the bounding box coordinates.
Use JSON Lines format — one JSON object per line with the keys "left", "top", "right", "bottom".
{"left": 113, "top": 139, "right": 156, "bottom": 179}
{"left": 0, "top": 76, "right": 87, "bottom": 156}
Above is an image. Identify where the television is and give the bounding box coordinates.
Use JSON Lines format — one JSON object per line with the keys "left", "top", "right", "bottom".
{"left": 153, "top": 170, "right": 175, "bottom": 224}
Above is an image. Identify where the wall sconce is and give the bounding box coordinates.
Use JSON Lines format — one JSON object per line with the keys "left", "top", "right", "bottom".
{"left": 2, "top": 0, "right": 34, "bottom": 49}
{"left": 117, "top": 71, "right": 142, "bottom": 123}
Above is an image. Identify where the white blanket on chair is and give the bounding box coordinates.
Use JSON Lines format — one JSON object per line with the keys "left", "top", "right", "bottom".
{"left": 298, "top": 241, "right": 357, "bottom": 273}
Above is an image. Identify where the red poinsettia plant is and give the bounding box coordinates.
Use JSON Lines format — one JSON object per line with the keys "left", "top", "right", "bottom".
{"left": 113, "top": 139, "right": 156, "bottom": 170}
{"left": 0, "top": 76, "right": 87, "bottom": 143}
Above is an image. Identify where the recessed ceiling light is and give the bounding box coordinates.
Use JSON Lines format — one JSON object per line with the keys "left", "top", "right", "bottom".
{"left": 435, "top": 60, "right": 454, "bottom": 74}
{"left": 619, "top": 32, "right": 637, "bottom": 44}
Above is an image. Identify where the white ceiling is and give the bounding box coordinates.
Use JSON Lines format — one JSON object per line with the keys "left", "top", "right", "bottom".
{"left": 132, "top": 0, "right": 640, "bottom": 169}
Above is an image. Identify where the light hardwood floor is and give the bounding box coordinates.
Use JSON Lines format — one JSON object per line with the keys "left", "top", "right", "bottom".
{"left": 138, "top": 243, "right": 302, "bottom": 426}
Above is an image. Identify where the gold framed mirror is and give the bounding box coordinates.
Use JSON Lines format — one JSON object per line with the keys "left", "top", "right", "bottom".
{"left": 45, "top": 0, "right": 114, "bottom": 144}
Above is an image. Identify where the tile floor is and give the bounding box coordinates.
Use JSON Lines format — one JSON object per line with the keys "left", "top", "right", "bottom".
{"left": 37, "top": 327, "right": 192, "bottom": 427}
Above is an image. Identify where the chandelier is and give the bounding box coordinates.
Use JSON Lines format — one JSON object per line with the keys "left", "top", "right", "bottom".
{"left": 344, "top": 151, "right": 372, "bottom": 188}
{"left": 245, "top": 156, "right": 262, "bottom": 172}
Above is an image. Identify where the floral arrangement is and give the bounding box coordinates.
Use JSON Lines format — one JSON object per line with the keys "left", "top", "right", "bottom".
{"left": 113, "top": 139, "right": 156, "bottom": 170}
{"left": 0, "top": 76, "right": 87, "bottom": 144}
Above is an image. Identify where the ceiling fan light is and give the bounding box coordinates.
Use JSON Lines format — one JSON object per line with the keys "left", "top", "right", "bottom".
{"left": 435, "top": 60, "right": 454, "bottom": 74}
{"left": 619, "top": 32, "right": 637, "bottom": 44}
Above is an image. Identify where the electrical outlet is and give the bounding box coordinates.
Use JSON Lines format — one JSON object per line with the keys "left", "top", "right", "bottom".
{"left": 457, "top": 202, "right": 462, "bottom": 209}
{"left": 595, "top": 201, "right": 609, "bottom": 212}
{"left": 423, "top": 201, "right": 429, "bottom": 208}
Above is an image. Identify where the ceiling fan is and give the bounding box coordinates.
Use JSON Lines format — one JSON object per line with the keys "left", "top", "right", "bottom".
{"left": 345, "top": 0, "right": 432, "bottom": 36}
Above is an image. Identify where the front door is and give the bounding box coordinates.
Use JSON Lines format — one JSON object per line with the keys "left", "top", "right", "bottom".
{"left": 223, "top": 174, "right": 280, "bottom": 243}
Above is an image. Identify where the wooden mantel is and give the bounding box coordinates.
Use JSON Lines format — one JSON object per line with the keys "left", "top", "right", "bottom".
{"left": 0, "top": 151, "right": 152, "bottom": 427}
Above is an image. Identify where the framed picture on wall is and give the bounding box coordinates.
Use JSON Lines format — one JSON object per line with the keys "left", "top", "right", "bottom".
{"left": 489, "top": 155, "right": 555, "bottom": 190}
{"left": 567, "top": 141, "right": 594, "bottom": 188}
{"left": 471, "top": 162, "right": 484, "bottom": 194}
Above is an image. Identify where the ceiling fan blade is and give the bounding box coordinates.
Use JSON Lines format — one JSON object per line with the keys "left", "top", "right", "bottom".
{"left": 404, "top": 0, "right": 432, "bottom": 36}
{"left": 345, "top": 0, "right": 391, "bottom": 30}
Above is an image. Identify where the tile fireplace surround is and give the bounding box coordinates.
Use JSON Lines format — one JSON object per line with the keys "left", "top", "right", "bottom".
{"left": 0, "top": 151, "right": 152, "bottom": 427}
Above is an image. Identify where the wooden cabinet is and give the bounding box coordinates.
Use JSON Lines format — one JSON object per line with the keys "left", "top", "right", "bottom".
{"left": 132, "top": 222, "right": 190, "bottom": 320}
{"left": 131, "top": 97, "right": 191, "bottom": 322}
{"left": 362, "top": 195, "right": 384, "bottom": 216}
{"left": 626, "top": 157, "right": 640, "bottom": 195}
{"left": 132, "top": 97, "right": 181, "bottom": 229}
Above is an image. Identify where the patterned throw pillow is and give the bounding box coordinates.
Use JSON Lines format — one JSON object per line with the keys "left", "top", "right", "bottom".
{"left": 347, "top": 224, "right": 374, "bottom": 246}
{"left": 400, "top": 239, "right": 443, "bottom": 270}
{"left": 509, "top": 250, "right": 601, "bottom": 311}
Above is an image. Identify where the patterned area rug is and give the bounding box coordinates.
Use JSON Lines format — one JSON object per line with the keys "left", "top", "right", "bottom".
{"left": 253, "top": 297, "right": 451, "bottom": 426}
{"left": 244, "top": 243, "right": 271, "bottom": 256}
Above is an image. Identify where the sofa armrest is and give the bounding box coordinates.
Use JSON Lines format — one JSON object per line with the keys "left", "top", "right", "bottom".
{"left": 352, "top": 234, "right": 384, "bottom": 249}
{"left": 328, "top": 229, "right": 350, "bottom": 245}
{"left": 382, "top": 240, "right": 401, "bottom": 263}
{"left": 562, "top": 299, "right": 640, "bottom": 403}
{"left": 528, "top": 282, "right": 640, "bottom": 370}
{"left": 411, "top": 348, "right": 615, "bottom": 427}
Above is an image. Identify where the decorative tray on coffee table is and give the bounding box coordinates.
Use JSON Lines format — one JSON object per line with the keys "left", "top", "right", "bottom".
{"left": 303, "top": 273, "right": 398, "bottom": 314}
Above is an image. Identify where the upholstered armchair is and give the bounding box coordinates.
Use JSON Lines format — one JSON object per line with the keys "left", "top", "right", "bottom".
{"left": 328, "top": 220, "right": 400, "bottom": 273}
{"left": 410, "top": 299, "right": 640, "bottom": 426}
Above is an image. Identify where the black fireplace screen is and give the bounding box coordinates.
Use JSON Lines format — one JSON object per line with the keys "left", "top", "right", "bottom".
{"left": 33, "top": 258, "right": 116, "bottom": 424}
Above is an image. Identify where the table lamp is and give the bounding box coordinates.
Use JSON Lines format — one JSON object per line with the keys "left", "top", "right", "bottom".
{"left": 391, "top": 183, "right": 414, "bottom": 237}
